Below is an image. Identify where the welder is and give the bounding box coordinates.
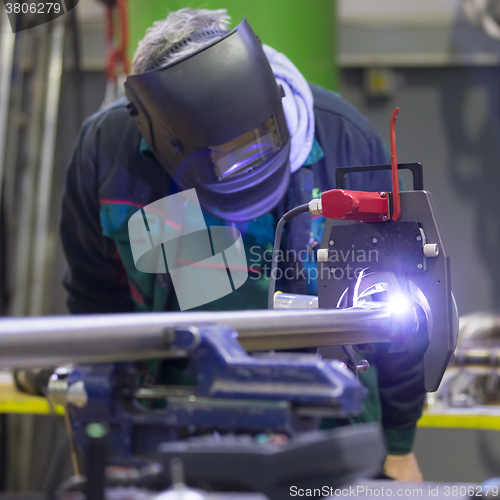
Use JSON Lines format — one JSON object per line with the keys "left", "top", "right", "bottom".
{"left": 60, "top": 7, "right": 425, "bottom": 481}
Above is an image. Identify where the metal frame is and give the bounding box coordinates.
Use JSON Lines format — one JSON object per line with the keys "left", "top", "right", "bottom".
{"left": 318, "top": 190, "right": 459, "bottom": 392}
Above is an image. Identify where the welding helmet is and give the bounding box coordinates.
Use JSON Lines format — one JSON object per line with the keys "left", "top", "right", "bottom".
{"left": 124, "top": 19, "right": 290, "bottom": 222}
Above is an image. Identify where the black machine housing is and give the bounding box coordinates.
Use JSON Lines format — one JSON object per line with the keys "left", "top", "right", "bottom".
{"left": 318, "top": 163, "right": 459, "bottom": 392}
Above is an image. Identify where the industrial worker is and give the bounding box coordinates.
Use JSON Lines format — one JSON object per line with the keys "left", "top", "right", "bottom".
{"left": 60, "top": 8, "right": 425, "bottom": 482}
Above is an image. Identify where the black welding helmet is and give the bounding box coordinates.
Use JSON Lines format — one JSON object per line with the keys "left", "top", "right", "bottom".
{"left": 124, "top": 18, "right": 290, "bottom": 221}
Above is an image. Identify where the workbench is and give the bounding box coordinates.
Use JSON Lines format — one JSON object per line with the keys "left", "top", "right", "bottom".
{"left": 416, "top": 407, "right": 500, "bottom": 483}
{"left": 2, "top": 370, "right": 498, "bottom": 490}
{"left": 0, "top": 372, "right": 69, "bottom": 492}
{"left": 0, "top": 372, "right": 63, "bottom": 416}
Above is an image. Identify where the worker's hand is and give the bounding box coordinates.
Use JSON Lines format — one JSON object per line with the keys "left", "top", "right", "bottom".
{"left": 384, "top": 453, "right": 423, "bottom": 482}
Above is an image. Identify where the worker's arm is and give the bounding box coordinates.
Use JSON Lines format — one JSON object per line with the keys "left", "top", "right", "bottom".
{"left": 376, "top": 309, "right": 429, "bottom": 482}
{"left": 384, "top": 453, "right": 423, "bottom": 482}
{"left": 313, "top": 89, "right": 426, "bottom": 479}
{"left": 60, "top": 119, "right": 134, "bottom": 314}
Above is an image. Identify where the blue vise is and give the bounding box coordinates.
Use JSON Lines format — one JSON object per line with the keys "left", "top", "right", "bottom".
{"left": 60, "top": 326, "right": 366, "bottom": 462}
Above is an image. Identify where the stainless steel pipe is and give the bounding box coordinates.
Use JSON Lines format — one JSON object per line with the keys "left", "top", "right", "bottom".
{"left": 0, "top": 306, "right": 398, "bottom": 368}
{"left": 453, "top": 347, "right": 500, "bottom": 367}
{"left": 273, "top": 292, "right": 318, "bottom": 310}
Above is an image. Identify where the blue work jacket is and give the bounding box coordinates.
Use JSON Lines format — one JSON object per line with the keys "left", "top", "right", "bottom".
{"left": 60, "top": 83, "right": 425, "bottom": 455}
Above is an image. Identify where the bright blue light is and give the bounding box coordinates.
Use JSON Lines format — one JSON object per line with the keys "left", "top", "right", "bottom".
{"left": 389, "top": 293, "right": 412, "bottom": 315}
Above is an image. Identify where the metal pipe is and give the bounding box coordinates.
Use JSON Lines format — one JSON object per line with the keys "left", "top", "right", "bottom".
{"left": 273, "top": 292, "right": 318, "bottom": 309}
{"left": 0, "top": 11, "right": 15, "bottom": 208}
{"left": 0, "top": 306, "right": 399, "bottom": 368}
{"left": 458, "top": 313, "right": 500, "bottom": 344}
{"left": 30, "top": 18, "right": 65, "bottom": 315}
{"left": 454, "top": 348, "right": 500, "bottom": 367}
{"left": 11, "top": 24, "right": 50, "bottom": 316}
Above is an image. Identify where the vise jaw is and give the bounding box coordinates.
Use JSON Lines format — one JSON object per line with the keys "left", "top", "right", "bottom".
{"left": 49, "top": 325, "right": 367, "bottom": 461}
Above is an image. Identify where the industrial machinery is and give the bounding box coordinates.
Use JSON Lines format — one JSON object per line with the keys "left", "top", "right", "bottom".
{"left": 428, "top": 313, "right": 500, "bottom": 411}
{"left": 0, "top": 109, "right": 458, "bottom": 499}
{"left": 271, "top": 109, "right": 458, "bottom": 392}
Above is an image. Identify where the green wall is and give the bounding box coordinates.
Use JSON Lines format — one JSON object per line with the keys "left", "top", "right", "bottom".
{"left": 127, "top": 0, "right": 337, "bottom": 90}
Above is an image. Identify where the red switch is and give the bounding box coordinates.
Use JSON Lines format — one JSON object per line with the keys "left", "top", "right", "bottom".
{"left": 321, "top": 189, "right": 390, "bottom": 222}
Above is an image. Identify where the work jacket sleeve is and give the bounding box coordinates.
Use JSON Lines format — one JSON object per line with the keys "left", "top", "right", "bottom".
{"left": 356, "top": 129, "right": 426, "bottom": 455}
{"left": 348, "top": 129, "right": 426, "bottom": 455}
{"left": 60, "top": 119, "right": 134, "bottom": 314}
{"left": 342, "top": 124, "right": 426, "bottom": 454}
{"left": 375, "top": 334, "right": 427, "bottom": 455}
{"left": 311, "top": 85, "right": 426, "bottom": 454}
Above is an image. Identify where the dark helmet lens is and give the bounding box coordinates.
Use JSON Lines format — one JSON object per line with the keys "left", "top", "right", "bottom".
{"left": 210, "top": 115, "right": 283, "bottom": 180}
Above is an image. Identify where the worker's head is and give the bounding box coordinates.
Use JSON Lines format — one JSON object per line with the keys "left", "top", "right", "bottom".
{"left": 125, "top": 8, "right": 290, "bottom": 221}
{"left": 131, "top": 9, "right": 231, "bottom": 74}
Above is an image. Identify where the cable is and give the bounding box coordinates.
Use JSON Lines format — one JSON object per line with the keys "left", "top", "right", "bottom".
{"left": 267, "top": 204, "right": 310, "bottom": 309}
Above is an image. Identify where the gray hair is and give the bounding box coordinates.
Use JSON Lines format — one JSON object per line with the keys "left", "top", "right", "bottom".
{"left": 131, "top": 8, "right": 231, "bottom": 74}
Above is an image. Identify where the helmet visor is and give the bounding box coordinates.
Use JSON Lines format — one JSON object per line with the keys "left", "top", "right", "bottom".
{"left": 211, "top": 115, "right": 284, "bottom": 180}
{"left": 173, "top": 113, "right": 286, "bottom": 188}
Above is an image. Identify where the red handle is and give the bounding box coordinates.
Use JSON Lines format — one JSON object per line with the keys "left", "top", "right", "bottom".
{"left": 390, "top": 107, "right": 401, "bottom": 221}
